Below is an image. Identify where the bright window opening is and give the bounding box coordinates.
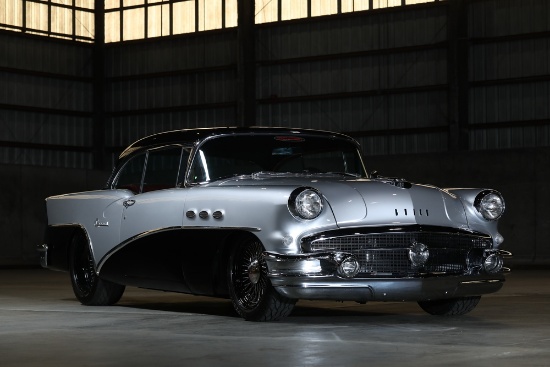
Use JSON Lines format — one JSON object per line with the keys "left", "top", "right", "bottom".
{"left": 0, "top": 0, "right": 440, "bottom": 43}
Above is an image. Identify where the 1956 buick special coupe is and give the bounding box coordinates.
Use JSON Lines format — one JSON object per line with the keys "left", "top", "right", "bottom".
{"left": 39, "top": 127, "right": 509, "bottom": 321}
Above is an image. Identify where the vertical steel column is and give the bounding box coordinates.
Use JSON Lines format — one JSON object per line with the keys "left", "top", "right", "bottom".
{"left": 447, "top": 0, "right": 469, "bottom": 151}
{"left": 93, "top": 0, "right": 106, "bottom": 170}
{"left": 237, "top": 0, "right": 256, "bottom": 127}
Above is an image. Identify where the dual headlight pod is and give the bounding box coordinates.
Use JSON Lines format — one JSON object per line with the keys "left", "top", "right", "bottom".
{"left": 474, "top": 190, "right": 505, "bottom": 221}
{"left": 288, "top": 187, "right": 323, "bottom": 220}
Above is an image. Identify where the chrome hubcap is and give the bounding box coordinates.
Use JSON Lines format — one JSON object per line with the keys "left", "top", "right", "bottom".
{"left": 248, "top": 259, "right": 261, "bottom": 284}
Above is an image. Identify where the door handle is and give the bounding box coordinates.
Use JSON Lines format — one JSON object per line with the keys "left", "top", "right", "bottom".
{"left": 123, "top": 199, "right": 136, "bottom": 208}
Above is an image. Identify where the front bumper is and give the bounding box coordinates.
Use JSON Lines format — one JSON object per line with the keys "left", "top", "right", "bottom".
{"left": 264, "top": 251, "right": 506, "bottom": 302}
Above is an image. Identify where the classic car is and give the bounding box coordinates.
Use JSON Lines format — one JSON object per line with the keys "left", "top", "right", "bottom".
{"left": 39, "top": 127, "right": 509, "bottom": 321}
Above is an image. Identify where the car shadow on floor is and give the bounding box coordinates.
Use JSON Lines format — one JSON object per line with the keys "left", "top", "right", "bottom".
{"left": 111, "top": 296, "right": 429, "bottom": 320}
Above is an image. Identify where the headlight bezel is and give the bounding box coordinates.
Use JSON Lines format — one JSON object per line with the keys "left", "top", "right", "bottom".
{"left": 474, "top": 190, "right": 505, "bottom": 221}
{"left": 288, "top": 187, "right": 324, "bottom": 220}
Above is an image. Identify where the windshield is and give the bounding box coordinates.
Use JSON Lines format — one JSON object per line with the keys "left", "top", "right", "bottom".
{"left": 188, "top": 134, "right": 366, "bottom": 183}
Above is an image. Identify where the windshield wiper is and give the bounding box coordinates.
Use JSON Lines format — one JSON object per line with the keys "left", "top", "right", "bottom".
{"left": 324, "top": 172, "right": 362, "bottom": 177}
{"left": 249, "top": 171, "right": 362, "bottom": 179}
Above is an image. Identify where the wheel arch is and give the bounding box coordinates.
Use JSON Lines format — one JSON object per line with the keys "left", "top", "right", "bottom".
{"left": 44, "top": 224, "right": 92, "bottom": 272}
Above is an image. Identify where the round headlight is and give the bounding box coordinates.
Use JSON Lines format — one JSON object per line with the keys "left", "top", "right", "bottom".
{"left": 289, "top": 188, "right": 323, "bottom": 220}
{"left": 483, "top": 253, "right": 503, "bottom": 273}
{"left": 475, "top": 190, "right": 505, "bottom": 221}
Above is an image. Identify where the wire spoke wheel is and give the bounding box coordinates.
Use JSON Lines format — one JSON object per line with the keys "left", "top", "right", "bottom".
{"left": 228, "top": 236, "right": 296, "bottom": 321}
{"left": 69, "top": 230, "right": 125, "bottom": 306}
{"left": 232, "top": 240, "right": 268, "bottom": 311}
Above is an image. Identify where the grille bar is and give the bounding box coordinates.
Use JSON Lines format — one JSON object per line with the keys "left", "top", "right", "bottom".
{"left": 304, "top": 232, "right": 492, "bottom": 276}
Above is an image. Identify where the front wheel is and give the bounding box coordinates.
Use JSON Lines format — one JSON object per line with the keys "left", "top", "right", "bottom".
{"left": 228, "top": 236, "right": 296, "bottom": 321}
{"left": 418, "top": 296, "right": 481, "bottom": 316}
{"left": 69, "top": 231, "right": 125, "bottom": 306}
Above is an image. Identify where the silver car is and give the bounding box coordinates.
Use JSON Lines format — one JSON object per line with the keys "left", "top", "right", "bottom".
{"left": 39, "top": 127, "right": 509, "bottom": 321}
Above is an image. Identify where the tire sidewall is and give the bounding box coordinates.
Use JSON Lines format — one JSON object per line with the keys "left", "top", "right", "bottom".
{"left": 69, "top": 231, "right": 98, "bottom": 304}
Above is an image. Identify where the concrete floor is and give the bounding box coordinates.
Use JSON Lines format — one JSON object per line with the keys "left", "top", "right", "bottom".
{"left": 1, "top": 268, "right": 549, "bottom": 367}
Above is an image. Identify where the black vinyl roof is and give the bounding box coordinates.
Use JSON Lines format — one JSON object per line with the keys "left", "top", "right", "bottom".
{"left": 118, "top": 126, "right": 355, "bottom": 161}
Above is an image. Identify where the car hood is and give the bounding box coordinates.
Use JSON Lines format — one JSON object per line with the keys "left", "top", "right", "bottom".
{"left": 215, "top": 174, "right": 470, "bottom": 230}
{"left": 332, "top": 179, "right": 469, "bottom": 229}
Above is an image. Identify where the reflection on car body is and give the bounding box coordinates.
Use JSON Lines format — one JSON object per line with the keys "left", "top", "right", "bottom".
{"left": 39, "top": 127, "right": 509, "bottom": 321}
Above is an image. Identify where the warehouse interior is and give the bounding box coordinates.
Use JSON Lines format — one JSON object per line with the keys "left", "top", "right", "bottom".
{"left": 2, "top": 0, "right": 550, "bottom": 267}
{"left": 1, "top": 0, "right": 550, "bottom": 366}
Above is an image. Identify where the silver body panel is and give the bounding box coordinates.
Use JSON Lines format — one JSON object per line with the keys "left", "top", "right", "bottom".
{"left": 45, "top": 178, "right": 503, "bottom": 265}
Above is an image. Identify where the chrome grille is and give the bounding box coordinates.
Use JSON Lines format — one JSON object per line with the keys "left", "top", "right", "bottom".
{"left": 304, "top": 232, "right": 492, "bottom": 276}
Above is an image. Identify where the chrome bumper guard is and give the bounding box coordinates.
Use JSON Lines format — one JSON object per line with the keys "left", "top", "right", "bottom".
{"left": 37, "top": 244, "right": 48, "bottom": 268}
{"left": 263, "top": 251, "right": 507, "bottom": 302}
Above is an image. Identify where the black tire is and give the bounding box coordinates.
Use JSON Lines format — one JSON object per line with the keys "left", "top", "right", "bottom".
{"left": 69, "top": 230, "right": 125, "bottom": 306}
{"left": 418, "top": 296, "right": 481, "bottom": 316}
{"left": 228, "top": 236, "right": 296, "bottom": 321}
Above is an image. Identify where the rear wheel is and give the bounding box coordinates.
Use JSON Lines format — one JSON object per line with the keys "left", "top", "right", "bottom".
{"left": 418, "top": 296, "right": 481, "bottom": 316}
{"left": 228, "top": 236, "right": 296, "bottom": 321}
{"left": 69, "top": 231, "right": 125, "bottom": 306}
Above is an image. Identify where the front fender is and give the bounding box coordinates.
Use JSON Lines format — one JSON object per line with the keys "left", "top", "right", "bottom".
{"left": 182, "top": 185, "right": 339, "bottom": 253}
{"left": 445, "top": 188, "right": 503, "bottom": 247}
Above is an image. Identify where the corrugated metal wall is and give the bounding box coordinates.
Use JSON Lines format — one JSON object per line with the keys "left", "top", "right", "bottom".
{"left": 0, "top": 31, "right": 94, "bottom": 168}
{"left": 104, "top": 31, "right": 239, "bottom": 162}
{"left": 256, "top": 5, "right": 449, "bottom": 155}
{"left": 1, "top": 0, "right": 550, "bottom": 168}
{"left": 469, "top": 0, "right": 550, "bottom": 150}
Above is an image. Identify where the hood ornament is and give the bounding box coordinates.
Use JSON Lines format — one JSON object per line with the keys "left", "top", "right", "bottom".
{"left": 370, "top": 171, "right": 411, "bottom": 188}
{"left": 375, "top": 177, "right": 412, "bottom": 189}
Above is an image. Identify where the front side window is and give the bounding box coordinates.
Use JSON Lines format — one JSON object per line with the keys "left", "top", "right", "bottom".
{"left": 142, "top": 147, "right": 189, "bottom": 192}
{"left": 114, "top": 146, "right": 190, "bottom": 193}
{"left": 189, "top": 134, "right": 366, "bottom": 184}
{"left": 114, "top": 154, "right": 147, "bottom": 193}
